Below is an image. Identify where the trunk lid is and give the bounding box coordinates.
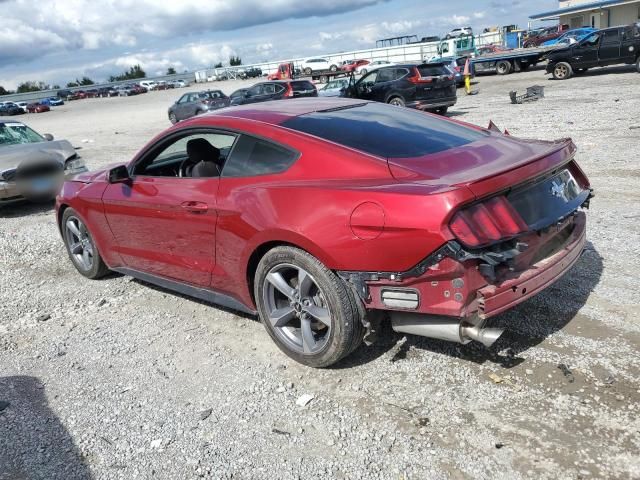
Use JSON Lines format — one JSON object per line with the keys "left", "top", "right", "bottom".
{"left": 387, "top": 132, "right": 577, "bottom": 199}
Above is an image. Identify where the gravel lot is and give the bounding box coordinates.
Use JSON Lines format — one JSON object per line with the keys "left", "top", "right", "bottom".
{"left": 1, "top": 66, "right": 639, "bottom": 480}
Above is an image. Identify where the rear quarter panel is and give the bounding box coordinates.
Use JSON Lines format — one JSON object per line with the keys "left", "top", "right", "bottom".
{"left": 202, "top": 117, "right": 474, "bottom": 306}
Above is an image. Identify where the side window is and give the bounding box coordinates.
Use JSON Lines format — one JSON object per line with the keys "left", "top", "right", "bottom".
{"left": 178, "top": 95, "right": 189, "bottom": 104}
{"left": 394, "top": 68, "right": 409, "bottom": 80}
{"left": 602, "top": 30, "right": 620, "bottom": 44}
{"left": 359, "top": 70, "right": 378, "bottom": 86}
{"left": 376, "top": 69, "right": 395, "bottom": 83}
{"left": 249, "top": 85, "right": 263, "bottom": 96}
{"left": 222, "top": 135, "right": 298, "bottom": 178}
{"left": 134, "top": 132, "right": 237, "bottom": 177}
{"left": 583, "top": 33, "right": 600, "bottom": 46}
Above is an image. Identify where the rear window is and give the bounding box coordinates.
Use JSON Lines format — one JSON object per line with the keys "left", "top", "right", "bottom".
{"left": 290, "top": 81, "right": 316, "bottom": 92}
{"left": 281, "top": 102, "right": 486, "bottom": 158}
{"left": 417, "top": 65, "right": 448, "bottom": 77}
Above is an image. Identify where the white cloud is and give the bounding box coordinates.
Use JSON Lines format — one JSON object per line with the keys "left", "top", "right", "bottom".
{"left": 0, "top": 0, "right": 387, "bottom": 66}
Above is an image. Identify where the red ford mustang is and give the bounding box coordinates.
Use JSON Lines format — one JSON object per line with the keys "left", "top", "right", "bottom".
{"left": 56, "top": 98, "right": 592, "bottom": 367}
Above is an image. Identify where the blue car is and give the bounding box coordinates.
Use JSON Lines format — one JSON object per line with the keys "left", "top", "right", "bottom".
{"left": 41, "top": 97, "right": 64, "bottom": 106}
{"left": 542, "top": 28, "right": 596, "bottom": 47}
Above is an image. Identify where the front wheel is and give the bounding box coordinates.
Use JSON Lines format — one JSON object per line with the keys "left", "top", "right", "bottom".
{"left": 636, "top": 57, "right": 640, "bottom": 73}
{"left": 254, "top": 246, "right": 364, "bottom": 368}
{"left": 436, "top": 106, "right": 448, "bottom": 115}
{"left": 62, "top": 208, "right": 110, "bottom": 279}
{"left": 169, "top": 112, "right": 177, "bottom": 124}
{"left": 359, "top": 68, "right": 367, "bottom": 76}
{"left": 552, "top": 62, "right": 572, "bottom": 80}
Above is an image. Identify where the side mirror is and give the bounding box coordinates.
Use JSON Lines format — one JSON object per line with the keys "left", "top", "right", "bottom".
{"left": 108, "top": 165, "right": 131, "bottom": 184}
{"left": 43, "top": 133, "right": 54, "bottom": 141}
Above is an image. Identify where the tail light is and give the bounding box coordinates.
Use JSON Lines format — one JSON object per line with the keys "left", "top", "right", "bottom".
{"left": 407, "top": 67, "right": 434, "bottom": 84}
{"left": 449, "top": 196, "right": 528, "bottom": 248}
{"left": 284, "top": 84, "right": 294, "bottom": 97}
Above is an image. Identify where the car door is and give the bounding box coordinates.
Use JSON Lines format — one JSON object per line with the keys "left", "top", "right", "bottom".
{"left": 174, "top": 94, "right": 190, "bottom": 120}
{"left": 101, "top": 130, "right": 237, "bottom": 286}
{"left": 371, "top": 68, "right": 397, "bottom": 102}
{"left": 598, "top": 29, "right": 621, "bottom": 65}
{"left": 571, "top": 33, "right": 601, "bottom": 68}
{"left": 354, "top": 71, "right": 379, "bottom": 100}
{"left": 619, "top": 26, "right": 638, "bottom": 63}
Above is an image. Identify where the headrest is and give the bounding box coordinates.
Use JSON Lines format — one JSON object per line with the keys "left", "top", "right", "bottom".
{"left": 186, "top": 138, "right": 220, "bottom": 163}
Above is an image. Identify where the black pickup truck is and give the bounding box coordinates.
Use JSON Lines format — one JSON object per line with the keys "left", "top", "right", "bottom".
{"left": 546, "top": 24, "right": 640, "bottom": 80}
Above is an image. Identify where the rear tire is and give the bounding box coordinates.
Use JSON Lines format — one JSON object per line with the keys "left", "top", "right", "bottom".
{"left": 636, "top": 57, "right": 640, "bottom": 73}
{"left": 62, "top": 208, "right": 109, "bottom": 280}
{"left": 496, "top": 60, "right": 511, "bottom": 75}
{"left": 304, "top": 67, "right": 312, "bottom": 75}
{"left": 329, "top": 64, "right": 338, "bottom": 72}
{"left": 254, "top": 246, "right": 364, "bottom": 368}
{"left": 552, "top": 62, "right": 572, "bottom": 80}
{"left": 319, "top": 75, "right": 329, "bottom": 83}
{"left": 436, "top": 106, "right": 449, "bottom": 115}
{"left": 360, "top": 68, "right": 368, "bottom": 76}
{"left": 387, "top": 96, "right": 405, "bottom": 107}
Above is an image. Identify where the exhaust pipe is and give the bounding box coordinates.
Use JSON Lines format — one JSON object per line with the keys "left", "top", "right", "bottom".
{"left": 391, "top": 312, "right": 504, "bottom": 348}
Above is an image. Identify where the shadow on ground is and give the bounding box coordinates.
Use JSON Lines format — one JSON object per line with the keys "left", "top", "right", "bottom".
{"left": 336, "top": 241, "right": 603, "bottom": 369}
{"left": 0, "top": 200, "right": 55, "bottom": 218}
{"left": 0, "top": 376, "right": 92, "bottom": 480}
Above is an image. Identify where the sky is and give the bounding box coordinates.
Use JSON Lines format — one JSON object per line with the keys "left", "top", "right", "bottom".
{"left": 0, "top": 0, "right": 558, "bottom": 89}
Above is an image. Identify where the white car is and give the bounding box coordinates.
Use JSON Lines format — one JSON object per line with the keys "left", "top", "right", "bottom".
{"left": 446, "top": 27, "right": 473, "bottom": 39}
{"left": 300, "top": 58, "right": 338, "bottom": 74}
{"left": 16, "top": 102, "right": 28, "bottom": 113}
{"left": 139, "top": 80, "right": 157, "bottom": 91}
{"left": 355, "top": 60, "right": 395, "bottom": 75}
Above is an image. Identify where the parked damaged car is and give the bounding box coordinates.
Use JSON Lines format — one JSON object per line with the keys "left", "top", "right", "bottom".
{"left": 345, "top": 63, "right": 457, "bottom": 114}
{"left": 56, "top": 98, "right": 591, "bottom": 368}
{"left": 168, "top": 90, "right": 231, "bottom": 124}
{"left": 1, "top": 120, "right": 87, "bottom": 205}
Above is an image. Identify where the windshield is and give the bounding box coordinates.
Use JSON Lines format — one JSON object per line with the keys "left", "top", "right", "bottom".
{"left": 0, "top": 122, "right": 45, "bottom": 146}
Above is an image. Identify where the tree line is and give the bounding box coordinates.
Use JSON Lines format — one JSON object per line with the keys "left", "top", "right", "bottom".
{"left": 1, "top": 56, "right": 243, "bottom": 95}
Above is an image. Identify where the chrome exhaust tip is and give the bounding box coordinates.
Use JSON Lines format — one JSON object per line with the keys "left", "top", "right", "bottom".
{"left": 461, "top": 324, "right": 505, "bottom": 348}
{"left": 390, "top": 312, "right": 504, "bottom": 348}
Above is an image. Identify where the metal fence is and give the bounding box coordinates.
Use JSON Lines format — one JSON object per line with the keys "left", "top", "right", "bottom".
{"left": 1, "top": 31, "right": 504, "bottom": 102}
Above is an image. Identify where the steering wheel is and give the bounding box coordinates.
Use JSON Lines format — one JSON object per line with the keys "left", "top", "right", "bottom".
{"left": 178, "top": 157, "right": 199, "bottom": 178}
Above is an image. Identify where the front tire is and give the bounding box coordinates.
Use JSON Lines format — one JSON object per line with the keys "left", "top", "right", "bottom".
{"left": 62, "top": 208, "right": 109, "bottom": 279}
{"left": 552, "top": 62, "right": 572, "bottom": 80}
{"left": 169, "top": 112, "right": 177, "bottom": 124}
{"left": 254, "top": 246, "right": 364, "bottom": 368}
{"left": 360, "top": 68, "right": 368, "bottom": 76}
{"left": 436, "top": 106, "right": 449, "bottom": 115}
{"left": 636, "top": 57, "right": 640, "bottom": 73}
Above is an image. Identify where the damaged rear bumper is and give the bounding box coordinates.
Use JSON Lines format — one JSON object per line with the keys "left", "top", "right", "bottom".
{"left": 339, "top": 211, "right": 587, "bottom": 346}
{"left": 477, "top": 211, "right": 586, "bottom": 319}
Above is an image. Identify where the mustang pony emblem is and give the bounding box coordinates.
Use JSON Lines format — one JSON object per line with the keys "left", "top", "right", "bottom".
{"left": 550, "top": 179, "right": 569, "bottom": 202}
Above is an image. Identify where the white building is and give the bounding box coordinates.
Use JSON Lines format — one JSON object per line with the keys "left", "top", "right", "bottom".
{"left": 530, "top": 0, "right": 640, "bottom": 29}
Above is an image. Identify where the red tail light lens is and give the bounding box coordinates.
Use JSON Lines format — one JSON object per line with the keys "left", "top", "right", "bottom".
{"left": 449, "top": 196, "right": 528, "bottom": 247}
{"left": 408, "top": 67, "right": 434, "bottom": 84}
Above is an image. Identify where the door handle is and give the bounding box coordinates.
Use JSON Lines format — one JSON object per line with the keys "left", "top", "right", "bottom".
{"left": 181, "top": 201, "right": 208, "bottom": 213}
